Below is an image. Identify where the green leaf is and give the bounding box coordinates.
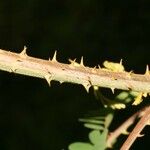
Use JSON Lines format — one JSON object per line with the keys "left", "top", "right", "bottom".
{"left": 89, "top": 130, "right": 101, "bottom": 145}
{"left": 89, "top": 129, "right": 108, "bottom": 150}
{"left": 84, "top": 123, "right": 104, "bottom": 130}
{"left": 116, "top": 91, "right": 129, "bottom": 100}
{"left": 79, "top": 118, "right": 104, "bottom": 125}
{"left": 104, "top": 113, "right": 114, "bottom": 128}
{"left": 68, "top": 142, "right": 93, "bottom": 150}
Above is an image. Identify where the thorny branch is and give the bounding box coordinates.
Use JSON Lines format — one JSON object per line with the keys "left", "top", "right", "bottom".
{"left": 0, "top": 47, "right": 150, "bottom": 149}
{"left": 107, "top": 105, "right": 150, "bottom": 148}
{"left": 0, "top": 47, "right": 150, "bottom": 93}
{"left": 120, "top": 105, "right": 150, "bottom": 150}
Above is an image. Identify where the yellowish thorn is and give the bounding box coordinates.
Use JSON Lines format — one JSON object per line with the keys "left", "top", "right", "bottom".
{"left": 98, "top": 65, "right": 101, "bottom": 69}
{"left": 143, "top": 92, "right": 148, "bottom": 97}
{"left": 110, "top": 87, "right": 115, "bottom": 94}
{"left": 20, "top": 46, "right": 27, "bottom": 57}
{"left": 69, "top": 58, "right": 76, "bottom": 64}
{"left": 80, "top": 56, "right": 84, "bottom": 66}
{"left": 52, "top": 51, "right": 57, "bottom": 62}
{"left": 59, "top": 81, "right": 64, "bottom": 84}
{"left": 119, "top": 59, "right": 123, "bottom": 65}
{"left": 45, "top": 74, "right": 53, "bottom": 86}
{"left": 126, "top": 71, "right": 133, "bottom": 78}
{"left": 145, "top": 65, "right": 150, "bottom": 75}
{"left": 69, "top": 58, "right": 80, "bottom": 67}
{"left": 138, "top": 134, "right": 144, "bottom": 137}
{"left": 82, "top": 83, "right": 91, "bottom": 93}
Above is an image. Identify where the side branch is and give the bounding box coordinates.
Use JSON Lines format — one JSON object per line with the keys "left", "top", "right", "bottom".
{"left": 120, "top": 105, "right": 150, "bottom": 150}
{"left": 0, "top": 48, "right": 150, "bottom": 93}
{"left": 107, "top": 105, "right": 149, "bottom": 148}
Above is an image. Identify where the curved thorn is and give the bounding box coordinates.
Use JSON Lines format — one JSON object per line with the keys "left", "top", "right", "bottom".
{"left": 20, "top": 46, "right": 27, "bottom": 57}
{"left": 138, "top": 134, "right": 144, "bottom": 137}
{"left": 82, "top": 83, "right": 91, "bottom": 93}
{"left": 45, "top": 74, "right": 53, "bottom": 86}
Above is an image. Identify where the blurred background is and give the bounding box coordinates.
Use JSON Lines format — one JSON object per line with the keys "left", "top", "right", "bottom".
{"left": 0, "top": 0, "right": 149, "bottom": 149}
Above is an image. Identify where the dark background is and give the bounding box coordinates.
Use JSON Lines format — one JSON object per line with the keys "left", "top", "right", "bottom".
{"left": 0, "top": 0, "right": 149, "bottom": 150}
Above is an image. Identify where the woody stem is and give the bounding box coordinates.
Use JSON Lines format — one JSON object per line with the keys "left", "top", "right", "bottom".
{"left": 0, "top": 48, "right": 150, "bottom": 93}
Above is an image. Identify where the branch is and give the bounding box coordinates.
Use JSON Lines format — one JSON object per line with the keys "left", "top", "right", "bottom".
{"left": 0, "top": 47, "right": 150, "bottom": 93}
{"left": 120, "top": 105, "right": 150, "bottom": 150}
{"left": 107, "top": 105, "right": 149, "bottom": 148}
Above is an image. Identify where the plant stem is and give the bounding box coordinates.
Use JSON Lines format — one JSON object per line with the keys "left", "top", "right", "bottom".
{"left": 0, "top": 48, "right": 150, "bottom": 93}
{"left": 107, "top": 106, "right": 149, "bottom": 148}
{"left": 120, "top": 105, "right": 150, "bottom": 150}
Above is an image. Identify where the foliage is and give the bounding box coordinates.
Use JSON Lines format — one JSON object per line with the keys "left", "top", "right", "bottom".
{"left": 68, "top": 106, "right": 113, "bottom": 150}
{"left": 68, "top": 88, "right": 149, "bottom": 150}
{"left": 69, "top": 129, "right": 108, "bottom": 150}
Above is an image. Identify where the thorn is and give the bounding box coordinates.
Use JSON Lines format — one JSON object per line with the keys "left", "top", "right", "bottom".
{"left": 59, "top": 80, "right": 64, "bottom": 84}
{"left": 126, "top": 71, "right": 133, "bottom": 78}
{"left": 120, "top": 59, "right": 123, "bottom": 65}
{"left": 69, "top": 58, "right": 80, "bottom": 67}
{"left": 80, "top": 56, "right": 84, "bottom": 66}
{"left": 143, "top": 92, "right": 148, "bottom": 97}
{"left": 45, "top": 73, "right": 53, "bottom": 86}
{"left": 82, "top": 83, "right": 91, "bottom": 93}
{"left": 98, "top": 65, "right": 101, "bottom": 69}
{"left": 110, "top": 87, "right": 115, "bottom": 94}
{"left": 52, "top": 51, "right": 57, "bottom": 62}
{"left": 20, "top": 46, "right": 27, "bottom": 57}
{"left": 138, "top": 133, "right": 144, "bottom": 137}
{"left": 145, "top": 65, "right": 149, "bottom": 75}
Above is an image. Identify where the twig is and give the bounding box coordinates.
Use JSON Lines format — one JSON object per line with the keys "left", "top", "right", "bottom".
{"left": 120, "top": 105, "right": 150, "bottom": 150}
{"left": 0, "top": 47, "right": 150, "bottom": 93}
{"left": 107, "top": 106, "right": 149, "bottom": 148}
